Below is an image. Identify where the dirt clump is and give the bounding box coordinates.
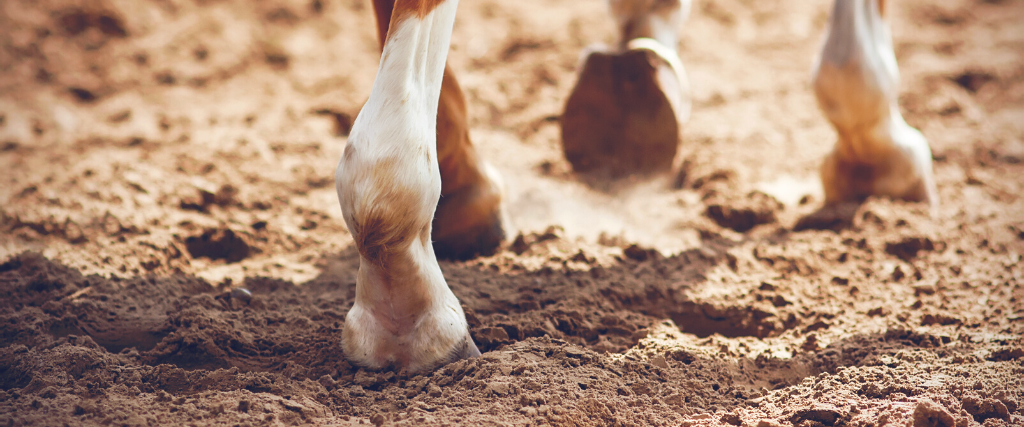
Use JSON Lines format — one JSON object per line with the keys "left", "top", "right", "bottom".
{"left": 704, "top": 192, "right": 782, "bottom": 233}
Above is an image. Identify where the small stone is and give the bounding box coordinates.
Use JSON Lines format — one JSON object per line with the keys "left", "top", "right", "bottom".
{"left": 370, "top": 413, "right": 385, "bottom": 426}
{"left": 237, "top": 400, "right": 250, "bottom": 413}
{"left": 427, "top": 383, "right": 442, "bottom": 398}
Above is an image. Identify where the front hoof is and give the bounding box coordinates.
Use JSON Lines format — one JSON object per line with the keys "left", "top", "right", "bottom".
{"left": 343, "top": 303, "right": 481, "bottom": 374}
{"left": 344, "top": 331, "right": 481, "bottom": 374}
{"left": 820, "top": 137, "right": 937, "bottom": 207}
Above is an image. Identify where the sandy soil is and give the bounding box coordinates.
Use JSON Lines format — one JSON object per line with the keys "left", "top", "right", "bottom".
{"left": 1, "top": 0, "right": 1023, "bottom": 425}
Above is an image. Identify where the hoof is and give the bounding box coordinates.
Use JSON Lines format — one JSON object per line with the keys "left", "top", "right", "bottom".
{"left": 819, "top": 125, "right": 937, "bottom": 207}
{"left": 343, "top": 310, "right": 481, "bottom": 373}
{"left": 561, "top": 40, "right": 689, "bottom": 177}
{"left": 432, "top": 163, "right": 507, "bottom": 260}
{"left": 811, "top": 0, "right": 938, "bottom": 211}
{"left": 342, "top": 264, "right": 482, "bottom": 374}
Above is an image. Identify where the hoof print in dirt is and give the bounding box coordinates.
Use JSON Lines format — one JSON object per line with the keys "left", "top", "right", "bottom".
{"left": 705, "top": 192, "right": 781, "bottom": 232}
{"left": 184, "top": 228, "right": 252, "bottom": 262}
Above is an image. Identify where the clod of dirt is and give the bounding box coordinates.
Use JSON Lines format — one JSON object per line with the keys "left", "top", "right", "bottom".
{"left": 473, "top": 327, "right": 512, "bottom": 351}
{"left": 962, "top": 395, "right": 1011, "bottom": 424}
{"left": 508, "top": 226, "right": 564, "bottom": 255}
{"left": 921, "top": 313, "right": 958, "bottom": 325}
{"left": 704, "top": 192, "right": 781, "bottom": 232}
{"left": 622, "top": 244, "right": 657, "bottom": 261}
{"left": 912, "top": 399, "right": 956, "bottom": 427}
{"left": 179, "top": 183, "right": 238, "bottom": 212}
{"left": 184, "top": 229, "right": 252, "bottom": 262}
{"left": 988, "top": 347, "right": 1024, "bottom": 362}
{"left": 885, "top": 237, "right": 936, "bottom": 261}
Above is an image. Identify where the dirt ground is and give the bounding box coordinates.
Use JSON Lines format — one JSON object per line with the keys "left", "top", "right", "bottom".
{"left": 1, "top": 0, "right": 1023, "bottom": 425}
